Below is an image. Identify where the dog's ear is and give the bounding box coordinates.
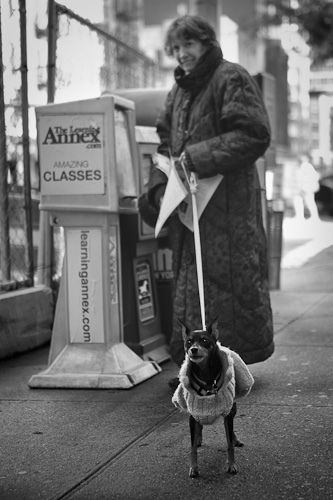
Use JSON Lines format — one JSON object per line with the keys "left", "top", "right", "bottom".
{"left": 178, "top": 318, "right": 190, "bottom": 340}
{"left": 206, "top": 316, "right": 219, "bottom": 341}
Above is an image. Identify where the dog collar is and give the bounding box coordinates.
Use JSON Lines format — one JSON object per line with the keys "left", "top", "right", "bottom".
{"left": 190, "top": 369, "right": 223, "bottom": 396}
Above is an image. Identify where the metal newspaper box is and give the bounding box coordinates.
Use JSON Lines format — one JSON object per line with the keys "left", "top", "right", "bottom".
{"left": 119, "top": 125, "right": 170, "bottom": 362}
{"left": 29, "top": 95, "right": 161, "bottom": 389}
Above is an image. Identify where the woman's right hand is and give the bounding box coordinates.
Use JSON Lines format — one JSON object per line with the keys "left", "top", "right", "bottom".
{"left": 175, "top": 159, "right": 186, "bottom": 182}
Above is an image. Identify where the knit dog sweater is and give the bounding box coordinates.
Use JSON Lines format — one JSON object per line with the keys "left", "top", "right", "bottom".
{"left": 172, "top": 343, "right": 254, "bottom": 425}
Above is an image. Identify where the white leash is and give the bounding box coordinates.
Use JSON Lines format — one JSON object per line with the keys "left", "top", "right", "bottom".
{"left": 180, "top": 157, "right": 206, "bottom": 331}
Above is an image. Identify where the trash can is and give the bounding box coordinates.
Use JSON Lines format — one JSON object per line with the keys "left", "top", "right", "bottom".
{"left": 267, "top": 199, "right": 284, "bottom": 290}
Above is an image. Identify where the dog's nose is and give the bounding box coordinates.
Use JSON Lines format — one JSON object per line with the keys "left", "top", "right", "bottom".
{"left": 191, "top": 347, "right": 198, "bottom": 354}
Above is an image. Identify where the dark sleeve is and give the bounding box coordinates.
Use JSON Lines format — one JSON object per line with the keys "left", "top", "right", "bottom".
{"left": 186, "top": 67, "right": 271, "bottom": 179}
{"left": 155, "top": 87, "right": 175, "bottom": 157}
{"left": 147, "top": 88, "right": 175, "bottom": 207}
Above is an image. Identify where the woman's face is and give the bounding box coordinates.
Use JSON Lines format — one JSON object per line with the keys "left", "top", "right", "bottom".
{"left": 171, "top": 37, "right": 208, "bottom": 74}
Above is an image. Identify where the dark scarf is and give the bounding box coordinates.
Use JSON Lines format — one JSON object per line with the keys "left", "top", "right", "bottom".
{"left": 174, "top": 45, "right": 223, "bottom": 92}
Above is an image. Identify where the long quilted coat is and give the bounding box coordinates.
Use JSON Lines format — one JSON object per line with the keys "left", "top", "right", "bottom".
{"left": 147, "top": 46, "right": 274, "bottom": 366}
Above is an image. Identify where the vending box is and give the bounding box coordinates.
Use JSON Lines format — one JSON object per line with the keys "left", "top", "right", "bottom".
{"left": 29, "top": 95, "right": 162, "bottom": 389}
{"left": 119, "top": 125, "right": 170, "bottom": 361}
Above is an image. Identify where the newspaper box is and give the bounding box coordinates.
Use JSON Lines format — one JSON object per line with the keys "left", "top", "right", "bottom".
{"left": 28, "top": 95, "right": 161, "bottom": 389}
{"left": 119, "top": 125, "right": 170, "bottom": 362}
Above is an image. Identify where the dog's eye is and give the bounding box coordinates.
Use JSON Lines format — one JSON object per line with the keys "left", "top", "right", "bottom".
{"left": 201, "top": 338, "right": 209, "bottom": 346}
{"left": 186, "top": 339, "right": 192, "bottom": 347}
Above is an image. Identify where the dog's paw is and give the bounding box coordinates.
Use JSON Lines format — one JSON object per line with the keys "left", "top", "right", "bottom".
{"left": 189, "top": 466, "right": 199, "bottom": 478}
{"left": 233, "top": 433, "right": 243, "bottom": 447}
{"left": 226, "top": 463, "right": 237, "bottom": 474}
{"left": 234, "top": 438, "right": 244, "bottom": 447}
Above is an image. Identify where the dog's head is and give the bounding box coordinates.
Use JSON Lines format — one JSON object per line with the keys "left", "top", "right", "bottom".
{"left": 179, "top": 318, "right": 219, "bottom": 365}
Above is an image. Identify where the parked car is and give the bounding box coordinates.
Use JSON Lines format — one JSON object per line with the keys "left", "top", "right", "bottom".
{"left": 315, "top": 175, "right": 333, "bottom": 216}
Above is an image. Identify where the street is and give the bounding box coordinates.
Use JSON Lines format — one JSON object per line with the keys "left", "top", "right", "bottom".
{"left": 0, "top": 216, "right": 332, "bottom": 500}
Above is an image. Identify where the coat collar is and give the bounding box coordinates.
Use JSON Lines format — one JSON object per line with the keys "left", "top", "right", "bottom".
{"left": 190, "top": 367, "right": 224, "bottom": 396}
{"left": 179, "top": 342, "right": 234, "bottom": 397}
{"left": 174, "top": 45, "right": 223, "bottom": 92}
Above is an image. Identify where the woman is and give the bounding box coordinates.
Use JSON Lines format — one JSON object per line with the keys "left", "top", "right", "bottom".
{"left": 146, "top": 15, "right": 274, "bottom": 371}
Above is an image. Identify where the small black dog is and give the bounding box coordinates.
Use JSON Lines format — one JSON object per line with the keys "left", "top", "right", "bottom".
{"left": 172, "top": 319, "right": 254, "bottom": 478}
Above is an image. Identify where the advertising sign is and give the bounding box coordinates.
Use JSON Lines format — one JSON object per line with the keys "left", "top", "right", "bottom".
{"left": 153, "top": 247, "right": 173, "bottom": 281}
{"left": 67, "top": 228, "right": 104, "bottom": 343}
{"left": 135, "top": 261, "right": 155, "bottom": 322}
{"left": 38, "top": 114, "right": 105, "bottom": 196}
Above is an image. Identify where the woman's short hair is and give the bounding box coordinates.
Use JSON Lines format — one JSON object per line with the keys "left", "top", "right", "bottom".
{"left": 164, "top": 15, "right": 218, "bottom": 56}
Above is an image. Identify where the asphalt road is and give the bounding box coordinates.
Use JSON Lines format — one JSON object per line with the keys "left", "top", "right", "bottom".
{"left": 0, "top": 216, "right": 332, "bottom": 500}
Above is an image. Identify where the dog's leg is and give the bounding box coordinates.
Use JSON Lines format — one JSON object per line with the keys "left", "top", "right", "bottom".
{"left": 224, "top": 403, "right": 237, "bottom": 474}
{"left": 197, "top": 424, "right": 203, "bottom": 447}
{"left": 189, "top": 415, "right": 202, "bottom": 478}
{"left": 233, "top": 433, "right": 244, "bottom": 447}
{"left": 230, "top": 402, "right": 244, "bottom": 447}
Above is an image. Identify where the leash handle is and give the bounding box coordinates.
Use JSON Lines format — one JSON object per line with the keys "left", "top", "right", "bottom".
{"left": 180, "top": 156, "right": 206, "bottom": 331}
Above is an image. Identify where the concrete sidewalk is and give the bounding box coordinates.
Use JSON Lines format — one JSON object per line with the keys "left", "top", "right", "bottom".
{"left": 0, "top": 218, "right": 332, "bottom": 500}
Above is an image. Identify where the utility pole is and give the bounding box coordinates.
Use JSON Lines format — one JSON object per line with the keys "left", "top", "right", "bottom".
{"left": 0, "top": 3, "right": 11, "bottom": 283}
{"left": 189, "top": 0, "right": 222, "bottom": 41}
{"left": 47, "top": 0, "right": 57, "bottom": 103}
{"left": 19, "top": 0, "right": 34, "bottom": 285}
{"left": 37, "top": 0, "right": 57, "bottom": 287}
